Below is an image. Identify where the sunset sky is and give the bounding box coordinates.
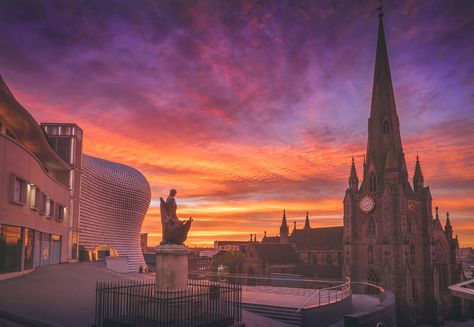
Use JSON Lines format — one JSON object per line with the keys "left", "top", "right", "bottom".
{"left": 0, "top": 0, "right": 473, "bottom": 247}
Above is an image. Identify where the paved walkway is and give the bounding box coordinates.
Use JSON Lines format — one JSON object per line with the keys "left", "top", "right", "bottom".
{"left": 0, "top": 262, "right": 140, "bottom": 326}
{"left": 0, "top": 263, "right": 304, "bottom": 327}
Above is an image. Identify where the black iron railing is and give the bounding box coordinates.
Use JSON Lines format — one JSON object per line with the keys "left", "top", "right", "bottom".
{"left": 95, "top": 278, "right": 242, "bottom": 327}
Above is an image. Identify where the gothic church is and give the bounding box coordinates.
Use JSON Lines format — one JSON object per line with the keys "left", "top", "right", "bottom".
{"left": 343, "top": 11, "right": 461, "bottom": 325}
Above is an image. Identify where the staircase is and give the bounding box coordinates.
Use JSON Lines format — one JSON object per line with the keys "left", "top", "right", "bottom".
{"left": 242, "top": 302, "right": 301, "bottom": 325}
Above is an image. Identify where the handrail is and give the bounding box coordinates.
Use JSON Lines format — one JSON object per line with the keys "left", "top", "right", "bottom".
{"left": 296, "top": 276, "right": 351, "bottom": 312}
{"left": 189, "top": 270, "right": 346, "bottom": 285}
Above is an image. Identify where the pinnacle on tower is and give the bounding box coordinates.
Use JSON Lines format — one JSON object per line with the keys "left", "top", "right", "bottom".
{"left": 349, "top": 157, "right": 359, "bottom": 191}
{"left": 280, "top": 209, "right": 289, "bottom": 243}
{"left": 413, "top": 155, "right": 424, "bottom": 192}
{"left": 435, "top": 206, "right": 440, "bottom": 220}
{"left": 304, "top": 211, "right": 311, "bottom": 229}
{"left": 293, "top": 221, "right": 297, "bottom": 232}
{"left": 445, "top": 212, "right": 453, "bottom": 239}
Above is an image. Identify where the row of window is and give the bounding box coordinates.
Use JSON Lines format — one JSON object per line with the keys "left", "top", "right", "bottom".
{"left": 366, "top": 215, "right": 416, "bottom": 236}
{"left": 10, "top": 175, "right": 66, "bottom": 222}
{"left": 367, "top": 244, "right": 416, "bottom": 265}
{"left": 0, "top": 225, "right": 62, "bottom": 274}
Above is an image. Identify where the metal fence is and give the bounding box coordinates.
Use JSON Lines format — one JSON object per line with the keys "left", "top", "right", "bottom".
{"left": 95, "top": 278, "right": 242, "bottom": 327}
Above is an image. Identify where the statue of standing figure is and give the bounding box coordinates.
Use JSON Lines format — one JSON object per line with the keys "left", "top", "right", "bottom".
{"left": 160, "top": 189, "right": 193, "bottom": 245}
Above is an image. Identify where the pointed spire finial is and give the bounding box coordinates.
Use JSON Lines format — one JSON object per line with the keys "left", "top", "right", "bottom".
{"left": 446, "top": 212, "right": 452, "bottom": 227}
{"left": 304, "top": 211, "right": 311, "bottom": 229}
{"left": 293, "top": 221, "right": 296, "bottom": 231}
{"left": 349, "top": 157, "right": 359, "bottom": 191}
{"left": 264, "top": 230, "right": 267, "bottom": 238}
{"left": 435, "top": 206, "right": 439, "bottom": 220}
{"left": 377, "top": 0, "right": 384, "bottom": 19}
{"left": 281, "top": 209, "right": 288, "bottom": 228}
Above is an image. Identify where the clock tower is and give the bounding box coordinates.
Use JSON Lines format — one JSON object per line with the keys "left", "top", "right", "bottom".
{"left": 342, "top": 10, "right": 458, "bottom": 325}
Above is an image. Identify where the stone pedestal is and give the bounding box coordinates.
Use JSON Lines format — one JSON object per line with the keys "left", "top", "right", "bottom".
{"left": 155, "top": 244, "right": 190, "bottom": 291}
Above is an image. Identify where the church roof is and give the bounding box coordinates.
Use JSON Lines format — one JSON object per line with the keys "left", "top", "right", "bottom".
{"left": 289, "top": 227, "right": 343, "bottom": 250}
{"left": 253, "top": 243, "right": 300, "bottom": 264}
{"left": 261, "top": 236, "right": 281, "bottom": 244}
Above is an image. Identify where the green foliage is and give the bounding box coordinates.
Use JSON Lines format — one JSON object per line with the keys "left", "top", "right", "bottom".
{"left": 212, "top": 251, "right": 244, "bottom": 273}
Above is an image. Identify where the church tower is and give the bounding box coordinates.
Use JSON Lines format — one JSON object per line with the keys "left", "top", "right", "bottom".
{"left": 341, "top": 8, "right": 457, "bottom": 325}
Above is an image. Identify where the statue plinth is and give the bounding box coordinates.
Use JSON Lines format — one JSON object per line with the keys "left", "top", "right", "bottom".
{"left": 155, "top": 244, "right": 190, "bottom": 291}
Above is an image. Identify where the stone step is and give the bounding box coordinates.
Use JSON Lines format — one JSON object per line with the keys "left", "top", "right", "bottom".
{"left": 242, "top": 303, "right": 301, "bottom": 325}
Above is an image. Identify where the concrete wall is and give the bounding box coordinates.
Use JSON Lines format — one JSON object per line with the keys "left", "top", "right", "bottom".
{"left": 344, "top": 291, "right": 397, "bottom": 327}
{"left": 301, "top": 296, "right": 352, "bottom": 327}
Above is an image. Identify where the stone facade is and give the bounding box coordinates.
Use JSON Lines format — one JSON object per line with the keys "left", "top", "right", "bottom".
{"left": 342, "top": 14, "right": 461, "bottom": 325}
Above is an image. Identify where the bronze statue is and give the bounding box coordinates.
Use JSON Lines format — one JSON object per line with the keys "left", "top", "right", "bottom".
{"left": 160, "top": 189, "right": 193, "bottom": 245}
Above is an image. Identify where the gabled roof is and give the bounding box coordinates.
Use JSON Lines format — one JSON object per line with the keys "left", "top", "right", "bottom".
{"left": 289, "top": 227, "right": 343, "bottom": 250}
{"left": 261, "top": 236, "right": 281, "bottom": 244}
{"left": 253, "top": 243, "right": 299, "bottom": 264}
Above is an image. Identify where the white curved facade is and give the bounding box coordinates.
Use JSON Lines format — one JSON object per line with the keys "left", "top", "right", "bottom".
{"left": 80, "top": 155, "right": 151, "bottom": 272}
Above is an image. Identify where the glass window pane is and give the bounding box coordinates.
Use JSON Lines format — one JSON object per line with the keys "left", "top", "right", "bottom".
{"left": 0, "top": 225, "right": 22, "bottom": 274}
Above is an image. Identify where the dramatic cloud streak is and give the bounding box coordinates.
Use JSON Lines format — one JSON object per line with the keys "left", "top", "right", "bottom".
{"left": 0, "top": 0, "right": 473, "bottom": 247}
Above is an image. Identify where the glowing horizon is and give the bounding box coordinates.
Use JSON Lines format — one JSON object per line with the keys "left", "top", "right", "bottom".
{"left": 0, "top": 1, "right": 473, "bottom": 248}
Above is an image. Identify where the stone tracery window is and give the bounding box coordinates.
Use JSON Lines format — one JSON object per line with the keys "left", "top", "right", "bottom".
{"left": 368, "top": 217, "right": 376, "bottom": 236}
{"left": 369, "top": 173, "right": 377, "bottom": 192}
{"left": 368, "top": 244, "right": 374, "bottom": 264}
{"left": 434, "top": 240, "right": 449, "bottom": 292}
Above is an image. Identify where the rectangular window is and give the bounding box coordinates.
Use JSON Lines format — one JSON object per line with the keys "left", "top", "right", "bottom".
{"left": 40, "top": 233, "right": 51, "bottom": 267}
{"left": 51, "top": 235, "right": 61, "bottom": 265}
{"left": 9, "top": 175, "right": 27, "bottom": 204}
{"left": 46, "top": 198, "right": 55, "bottom": 218}
{"left": 37, "top": 192, "right": 46, "bottom": 215}
{"left": 71, "top": 231, "right": 78, "bottom": 260}
{"left": 56, "top": 205, "right": 65, "bottom": 222}
{"left": 24, "top": 228, "right": 35, "bottom": 270}
{"left": 29, "top": 185, "right": 39, "bottom": 209}
{"left": 0, "top": 225, "right": 22, "bottom": 274}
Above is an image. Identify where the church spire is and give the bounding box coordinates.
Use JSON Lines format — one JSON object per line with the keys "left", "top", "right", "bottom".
{"left": 304, "top": 211, "right": 311, "bottom": 229}
{"left": 349, "top": 157, "right": 359, "bottom": 191}
{"left": 445, "top": 212, "right": 453, "bottom": 239}
{"left": 363, "top": 8, "right": 407, "bottom": 192}
{"left": 280, "top": 209, "right": 289, "bottom": 244}
{"left": 413, "top": 155, "right": 424, "bottom": 192}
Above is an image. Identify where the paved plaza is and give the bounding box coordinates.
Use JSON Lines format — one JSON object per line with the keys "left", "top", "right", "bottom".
{"left": 1, "top": 263, "right": 471, "bottom": 327}
{"left": 0, "top": 263, "right": 293, "bottom": 326}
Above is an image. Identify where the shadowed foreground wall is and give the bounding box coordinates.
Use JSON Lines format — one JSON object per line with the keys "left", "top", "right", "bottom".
{"left": 79, "top": 155, "right": 151, "bottom": 272}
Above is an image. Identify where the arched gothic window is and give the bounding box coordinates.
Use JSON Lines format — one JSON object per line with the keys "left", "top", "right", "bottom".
{"left": 383, "top": 120, "right": 390, "bottom": 134}
{"left": 369, "top": 173, "right": 377, "bottom": 192}
{"left": 434, "top": 240, "right": 449, "bottom": 292}
{"left": 368, "top": 217, "right": 376, "bottom": 236}
{"left": 407, "top": 213, "right": 416, "bottom": 234}
{"left": 410, "top": 245, "right": 416, "bottom": 265}
{"left": 368, "top": 270, "right": 381, "bottom": 294}
{"left": 326, "top": 254, "right": 333, "bottom": 266}
{"left": 412, "top": 278, "right": 417, "bottom": 299}
{"left": 312, "top": 254, "right": 318, "bottom": 265}
{"left": 368, "top": 244, "right": 374, "bottom": 264}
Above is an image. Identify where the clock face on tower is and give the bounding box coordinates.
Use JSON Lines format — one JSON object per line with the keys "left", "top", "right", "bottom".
{"left": 360, "top": 195, "right": 375, "bottom": 213}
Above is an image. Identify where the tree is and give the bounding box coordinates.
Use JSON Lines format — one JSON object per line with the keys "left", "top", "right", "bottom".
{"left": 212, "top": 251, "right": 244, "bottom": 273}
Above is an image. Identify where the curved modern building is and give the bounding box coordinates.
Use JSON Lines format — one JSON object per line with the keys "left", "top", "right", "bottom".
{"left": 0, "top": 74, "right": 151, "bottom": 276}
{"left": 0, "top": 75, "right": 75, "bottom": 276}
{"left": 80, "top": 155, "right": 151, "bottom": 272}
